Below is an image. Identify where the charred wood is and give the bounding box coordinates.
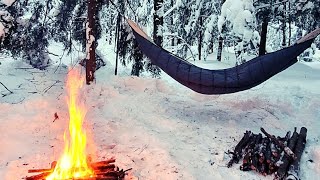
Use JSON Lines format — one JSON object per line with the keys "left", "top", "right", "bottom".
{"left": 276, "top": 128, "right": 299, "bottom": 179}
{"left": 261, "top": 128, "right": 296, "bottom": 160}
{"left": 26, "top": 159, "right": 129, "bottom": 180}
{"left": 227, "top": 131, "right": 252, "bottom": 167}
{"left": 287, "top": 127, "right": 307, "bottom": 180}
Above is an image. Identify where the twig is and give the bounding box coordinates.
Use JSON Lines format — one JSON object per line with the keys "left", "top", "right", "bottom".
{"left": 0, "top": 81, "right": 13, "bottom": 94}
{"left": 54, "top": 48, "right": 67, "bottom": 73}
{"left": 11, "top": 97, "right": 25, "bottom": 104}
{"left": 15, "top": 67, "right": 35, "bottom": 70}
{"left": 138, "top": 144, "right": 149, "bottom": 155}
{"left": 43, "top": 80, "right": 61, "bottom": 94}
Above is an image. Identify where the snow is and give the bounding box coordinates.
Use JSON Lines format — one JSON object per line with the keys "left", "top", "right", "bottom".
{"left": 0, "top": 22, "right": 5, "bottom": 38}
{"left": 0, "top": 0, "right": 15, "bottom": 6}
{"left": 1, "top": 49, "right": 320, "bottom": 179}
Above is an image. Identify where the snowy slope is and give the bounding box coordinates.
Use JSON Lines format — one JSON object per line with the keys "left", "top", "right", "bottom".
{"left": 0, "top": 56, "right": 320, "bottom": 180}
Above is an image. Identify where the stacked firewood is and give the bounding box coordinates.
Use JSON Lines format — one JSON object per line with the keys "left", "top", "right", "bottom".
{"left": 227, "top": 127, "right": 307, "bottom": 180}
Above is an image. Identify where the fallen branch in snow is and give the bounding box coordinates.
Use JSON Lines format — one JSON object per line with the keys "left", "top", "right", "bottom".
{"left": 14, "top": 67, "right": 35, "bottom": 70}
{"left": 43, "top": 80, "right": 61, "bottom": 94}
{"left": 0, "top": 81, "right": 13, "bottom": 95}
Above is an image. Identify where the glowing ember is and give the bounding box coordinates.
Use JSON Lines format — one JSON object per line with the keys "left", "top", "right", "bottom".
{"left": 46, "top": 68, "right": 94, "bottom": 179}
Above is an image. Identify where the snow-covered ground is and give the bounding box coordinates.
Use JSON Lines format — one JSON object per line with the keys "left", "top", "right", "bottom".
{"left": 1, "top": 52, "right": 320, "bottom": 180}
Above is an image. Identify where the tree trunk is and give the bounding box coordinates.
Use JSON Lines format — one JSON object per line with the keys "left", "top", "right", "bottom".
{"left": 217, "top": 0, "right": 226, "bottom": 61}
{"left": 282, "top": 2, "right": 287, "bottom": 47}
{"left": 170, "top": 0, "right": 175, "bottom": 47}
{"left": 131, "top": 41, "right": 143, "bottom": 77}
{"left": 153, "top": 0, "right": 163, "bottom": 46}
{"left": 114, "top": 13, "right": 121, "bottom": 76}
{"left": 288, "top": 1, "right": 291, "bottom": 45}
{"left": 198, "top": 16, "right": 202, "bottom": 61}
{"left": 86, "top": 0, "right": 96, "bottom": 85}
{"left": 259, "top": 18, "right": 268, "bottom": 56}
{"left": 217, "top": 36, "right": 223, "bottom": 61}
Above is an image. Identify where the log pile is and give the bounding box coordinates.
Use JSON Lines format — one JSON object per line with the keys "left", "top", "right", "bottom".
{"left": 227, "top": 127, "right": 307, "bottom": 179}
{"left": 25, "top": 158, "right": 131, "bottom": 180}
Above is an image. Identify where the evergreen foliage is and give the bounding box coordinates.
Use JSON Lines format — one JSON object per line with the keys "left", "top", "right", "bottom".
{"left": 0, "top": 0, "right": 319, "bottom": 72}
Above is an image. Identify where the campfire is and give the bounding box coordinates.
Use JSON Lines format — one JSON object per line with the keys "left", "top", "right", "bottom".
{"left": 26, "top": 68, "right": 130, "bottom": 180}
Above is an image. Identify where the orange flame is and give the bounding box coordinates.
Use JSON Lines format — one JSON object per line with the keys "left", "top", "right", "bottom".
{"left": 47, "top": 68, "right": 94, "bottom": 179}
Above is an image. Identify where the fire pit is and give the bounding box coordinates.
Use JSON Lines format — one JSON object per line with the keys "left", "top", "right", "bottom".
{"left": 25, "top": 68, "right": 130, "bottom": 180}
{"left": 26, "top": 158, "right": 130, "bottom": 180}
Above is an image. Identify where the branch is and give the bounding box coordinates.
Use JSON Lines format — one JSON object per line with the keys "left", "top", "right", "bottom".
{"left": 43, "top": 80, "right": 61, "bottom": 94}
{"left": 0, "top": 81, "right": 13, "bottom": 94}
{"left": 256, "top": 0, "right": 289, "bottom": 10}
{"left": 164, "top": 34, "right": 197, "bottom": 62}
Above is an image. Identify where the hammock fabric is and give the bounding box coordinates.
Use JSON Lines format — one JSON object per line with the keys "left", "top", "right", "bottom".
{"left": 127, "top": 19, "right": 320, "bottom": 95}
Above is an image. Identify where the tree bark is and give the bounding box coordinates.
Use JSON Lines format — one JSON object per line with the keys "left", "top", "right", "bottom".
{"left": 153, "top": 0, "right": 163, "bottom": 46}
{"left": 132, "top": 40, "right": 143, "bottom": 77}
{"left": 86, "top": 0, "right": 96, "bottom": 85}
{"left": 217, "top": 0, "right": 226, "bottom": 61}
{"left": 282, "top": 2, "right": 287, "bottom": 47}
{"left": 198, "top": 16, "right": 203, "bottom": 61}
{"left": 259, "top": 18, "right": 268, "bottom": 56}
{"left": 217, "top": 36, "right": 223, "bottom": 61}
{"left": 288, "top": 1, "right": 291, "bottom": 45}
{"left": 114, "top": 13, "right": 121, "bottom": 76}
{"left": 170, "top": 0, "right": 175, "bottom": 47}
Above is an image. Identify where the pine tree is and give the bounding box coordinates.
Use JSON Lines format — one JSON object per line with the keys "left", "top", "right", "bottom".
{"left": 201, "top": 0, "right": 220, "bottom": 61}
{"left": 52, "top": 0, "right": 106, "bottom": 83}
{"left": 255, "top": 0, "right": 272, "bottom": 56}
{"left": 1, "top": 0, "right": 53, "bottom": 69}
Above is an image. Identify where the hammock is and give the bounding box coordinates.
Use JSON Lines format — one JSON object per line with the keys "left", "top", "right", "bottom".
{"left": 127, "top": 19, "right": 320, "bottom": 95}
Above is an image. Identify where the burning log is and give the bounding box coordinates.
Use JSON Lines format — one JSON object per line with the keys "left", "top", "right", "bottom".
{"left": 286, "top": 127, "right": 307, "bottom": 180}
{"left": 28, "top": 169, "right": 52, "bottom": 174}
{"left": 25, "top": 172, "right": 51, "bottom": 180}
{"left": 26, "top": 159, "right": 130, "bottom": 180}
{"left": 227, "top": 131, "right": 252, "bottom": 167}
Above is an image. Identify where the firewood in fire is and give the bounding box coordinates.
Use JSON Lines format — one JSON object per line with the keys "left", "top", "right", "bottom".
{"left": 26, "top": 159, "right": 130, "bottom": 180}
{"left": 25, "top": 172, "right": 51, "bottom": 180}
